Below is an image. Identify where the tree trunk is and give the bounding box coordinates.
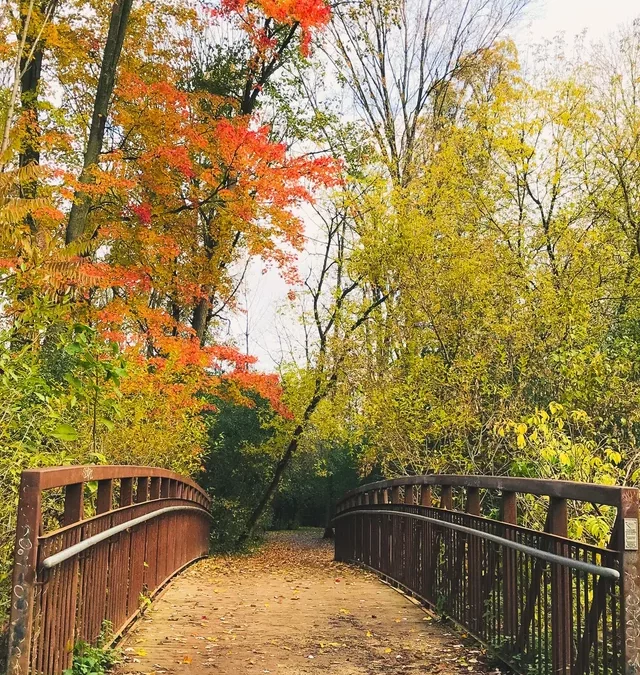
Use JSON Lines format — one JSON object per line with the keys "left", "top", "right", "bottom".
{"left": 65, "top": 0, "right": 134, "bottom": 244}
{"left": 19, "top": 33, "right": 43, "bottom": 233}
{"left": 236, "top": 427, "right": 302, "bottom": 546}
{"left": 191, "top": 296, "right": 209, "bottom": 345}
{"left": 19, "top": 43, "right": 42, "bottom": 169}
{"left": 0, "top": 0, "right": 35, "bottom": 163}
{"left": 236, "top": 368, "right": 338, "bottom": 546}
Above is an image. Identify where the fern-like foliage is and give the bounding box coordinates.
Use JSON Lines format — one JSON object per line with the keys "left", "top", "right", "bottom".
{"left": 0, "top": 165, "right": 100, "bottom": 296}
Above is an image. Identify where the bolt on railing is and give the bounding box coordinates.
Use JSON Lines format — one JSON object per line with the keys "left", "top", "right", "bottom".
{"left": 7, "top": 465, "right": 211, "bottom": 675}
{"left": 334, "top": 475, "right": 640, "bottom": 675}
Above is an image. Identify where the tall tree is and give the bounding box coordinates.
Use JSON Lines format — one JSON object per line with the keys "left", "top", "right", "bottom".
{"left": 327, "top": 0, "right": 529, "bottom": 185}
{"left": 65, "top": 0, "right": 134, "bottom": 243}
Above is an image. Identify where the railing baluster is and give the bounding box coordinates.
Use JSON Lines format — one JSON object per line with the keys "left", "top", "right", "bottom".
{"left": 149, "top": 477, "right": 160, "bottom": 500}
{"left": 97, "top": 479, "right": 113, "bottom": 514}
{"left": 421, "top": 485, "right": 432, "bottom": 507}
{"left": 160, "top": 477, "right": 169, "bottom": 498}
{"left": 441, "top": 485, "right": 453, "bottom": 510}
{"left": 64, "top": 483, "right": 84, "bottom": 526}
{"left": 548, "top": 497, "right": 571, "bottom": 675}
{"left": 501, "top": 491, "right": 518, "bottom": 639}
{"left": 404, "top": 485, "right": 413, "bottom": 505}
{"left": 169, "top": 479, "right": 177, "bottom": 498}
{"left": 135, "top": 477, "right": 149, "bottom": 503}
{"left": 120, "top": 478, "right": 133, "bottom": 507}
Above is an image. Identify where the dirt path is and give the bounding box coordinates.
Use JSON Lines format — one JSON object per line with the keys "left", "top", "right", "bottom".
{"left": 120, "top": 530, "right": 492, "bottom": 675}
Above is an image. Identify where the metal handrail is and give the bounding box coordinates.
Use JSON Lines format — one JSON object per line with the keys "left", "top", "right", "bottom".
{"left": 40, "top": 505, "right": 212, "bottom": 570}
{"left": 337, "top": 475, "right": 629, "bottom": 508}
{"left": 333, "top": 508, "right": 620, "bottom": 580}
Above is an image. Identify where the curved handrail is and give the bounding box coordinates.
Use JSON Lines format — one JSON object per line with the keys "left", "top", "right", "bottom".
{"left": 41, "top": 505, "right": 212, "bottom": 570}
{"left": 22, "top": 464, "right": 210, "bottom": 506}
{"left": 337, "top": 474, "right": 629, "bottom": 509}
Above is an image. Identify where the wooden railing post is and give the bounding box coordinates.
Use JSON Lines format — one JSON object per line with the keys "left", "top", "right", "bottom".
{"left": 549, "top": 497, "right": 570, "bottom": 675}
{"left": 441, "top": 485, "right": 453, "bottom": 510}
{"left": 135, "top": 477, "right": 149, "bottom": 503}
{"left": 7, "top": 472, "right": 42, "bottom": 675}
{"left": 169, "top": 480, "right": 177, "bottom": 498}
{"left": 149, "top": 477, "right": 160, "bottom": 500}
{"left": 64, "top": 483, "right": 84, "bottom": 525}
{"left": 404, "top": 485, "right": 414, "bottom": 505}
{"left": 501, "top": 491, "right": 518, "bottom": 637}
{"left": 62, "top": 483, "right": 85, "bottom": 670}
{"left": 420, "top": 485, "right": 432, "bottom": 507}
{"left": 97, "top": 479, "right": 113, "bottom": 514}
{"left": 160, "top": 478, "right": 169, "bottom": 498}
{"left": 465, "top": 488, "right": 481, "bottom": 631}
{"left": 466, "top": 487, "right": 480, "bottom": 515}
{"left": 120, "top": 478, "right": 133, "bottom": 507}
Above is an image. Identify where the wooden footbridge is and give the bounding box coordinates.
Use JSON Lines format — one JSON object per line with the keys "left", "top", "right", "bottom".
{"left": 6, "top": 467, "right": 640, "bottom": 675}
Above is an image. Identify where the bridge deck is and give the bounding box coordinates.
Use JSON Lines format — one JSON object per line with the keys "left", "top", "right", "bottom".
{"left": 119, "top": 530, "right": 488, "bottom": 675}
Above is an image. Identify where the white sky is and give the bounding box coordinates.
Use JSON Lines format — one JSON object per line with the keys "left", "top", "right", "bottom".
{"left": 229, "top": 0, "right": 640, "bottom": 373}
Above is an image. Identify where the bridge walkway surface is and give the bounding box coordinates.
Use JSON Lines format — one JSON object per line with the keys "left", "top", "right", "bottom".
{"left": 119, "top": 530, "right": 490, "bottom": 675}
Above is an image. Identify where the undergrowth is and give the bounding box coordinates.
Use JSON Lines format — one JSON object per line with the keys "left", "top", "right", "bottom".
{"left": 63, "top": 624, "right": 119, "bottom": 675}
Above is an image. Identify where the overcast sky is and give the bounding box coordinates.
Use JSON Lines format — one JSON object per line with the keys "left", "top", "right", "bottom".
{"left": 229, "top": 0, "right": 640, "bottom": 372}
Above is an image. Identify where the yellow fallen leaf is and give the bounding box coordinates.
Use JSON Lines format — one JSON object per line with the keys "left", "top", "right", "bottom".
{"left": 182, "top": 655, "right": 192, "bottom": 664}
{"left": 384, "top": 648, "right": 392, "bottom": 654}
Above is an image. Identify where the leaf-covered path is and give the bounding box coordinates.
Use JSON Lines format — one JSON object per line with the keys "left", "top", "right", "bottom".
{"left": 120, "top": 530, "right": 492, "bottom": 674}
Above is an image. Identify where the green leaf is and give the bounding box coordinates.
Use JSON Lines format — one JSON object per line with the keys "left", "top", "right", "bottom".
{"left": 100, "top": 418, "right": 115, "bottom": 432}
{"left": 51, "top": 424, "right": 78, "bottom": 442}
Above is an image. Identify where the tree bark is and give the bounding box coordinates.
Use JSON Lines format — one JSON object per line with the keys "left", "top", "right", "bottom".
{"left": 191, "top": 296, "right": 210, "bottom": 345}
{"left": 19, "top": 39, "right": 42, "bottom": 170}
{"left": 236, "top": 427, "right": 302, "bottom": 546}
{"left": 236, "top": 377, "right": 333, "bottom": 545}
{"left": 0, "top": 0, "right": 35, "bottom": 164}
{"left": 65, "top": 0, "right": 134, "bottom": 244}
{"left": 19, "top": 19, "right": 43, "bottom": 233}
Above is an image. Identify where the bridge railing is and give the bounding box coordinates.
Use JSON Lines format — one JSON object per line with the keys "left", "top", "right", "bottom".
{"left": 7, "top": 465, "right": 211, "bottom": 675}
{"left": 334, "top": 475, "right": 640, "bottom": 675}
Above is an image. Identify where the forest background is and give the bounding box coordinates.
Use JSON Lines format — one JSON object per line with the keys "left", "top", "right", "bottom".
{"left": 2, "top": 0, "right": 640, "bottom": 641}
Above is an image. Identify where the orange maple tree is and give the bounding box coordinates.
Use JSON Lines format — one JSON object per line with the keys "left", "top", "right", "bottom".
{"left": 0, "top": 0, "right": 336, "bottom": 469}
